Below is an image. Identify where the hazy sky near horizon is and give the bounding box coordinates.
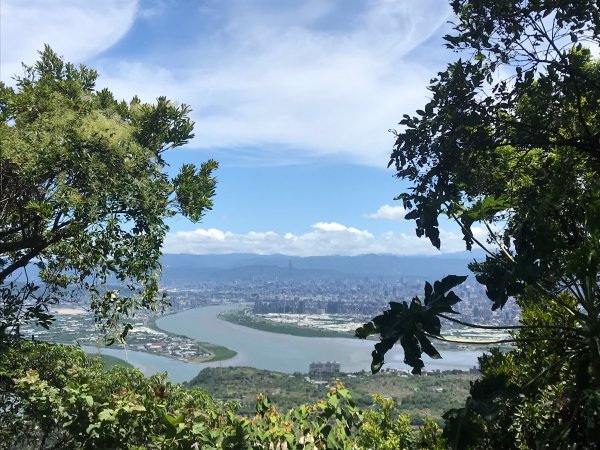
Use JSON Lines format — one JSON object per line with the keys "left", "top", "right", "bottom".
{"left": 1, "top": 0, "right": 477, "bottom": 256}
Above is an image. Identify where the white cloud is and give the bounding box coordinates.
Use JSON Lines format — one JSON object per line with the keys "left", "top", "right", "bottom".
{"left": 92, "top": 0, "right": 453, "bottom": 166}
{"left": 366, "top": 204, "right": 407, "bottom": 221}
{"left": 311, "top": 222, "right": 370, "bottom": 235}
{"left": 163, "top": 222, "right": 486, "bottom": 256}
{"left": 1, "top": 0, "right": 138, "bottom": 83}
{"left": 2, "top": 1, "right": 453, "bottom": 166}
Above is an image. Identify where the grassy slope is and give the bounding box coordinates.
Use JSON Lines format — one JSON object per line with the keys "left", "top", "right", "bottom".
{"left": 218, "top": 309, "right": 353, "bottom": 339}
{"left": 92, "top": 354, "right": 134, "bottom": 369}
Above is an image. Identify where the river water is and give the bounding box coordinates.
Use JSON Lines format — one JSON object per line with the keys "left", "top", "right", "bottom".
{"left": 84, "top": 305, "right": 482, "bottom": 383}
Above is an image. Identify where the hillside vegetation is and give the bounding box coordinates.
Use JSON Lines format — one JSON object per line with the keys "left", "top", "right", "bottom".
{"left": 188, "top": 366, "right": 477, "bottom": 424}
{"left": 1, "top": 342, "right": 447, "bottom": 449}
{"left": 3, "top": 0, "right": 600, "bottom": 447}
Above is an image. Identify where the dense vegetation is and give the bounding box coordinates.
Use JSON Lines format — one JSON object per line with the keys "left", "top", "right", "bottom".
{"left": 94, "top": 354, "right": 134, "bottom": 370}
{"left": 3, "top": 0, "right": 600, "bottom": 447}
{"left": 0, "top": 342, "right": 446, "bottom": 449}
{"left": 188, "top": 366, "right": 476, "bottom": 423}
{"left": 356, "top": 0, "right": 600, "bottom": 447}
{"left": 0, "top": 45, "right": 218, "bottom": 343}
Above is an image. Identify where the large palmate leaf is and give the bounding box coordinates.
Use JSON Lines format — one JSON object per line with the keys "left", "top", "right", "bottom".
{"left": 356, "top": 275, "right": 467, "bottom": 374}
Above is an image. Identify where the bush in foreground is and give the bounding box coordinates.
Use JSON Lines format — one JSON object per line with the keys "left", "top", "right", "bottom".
{"left": 0, "top": 342, "right": 445, "bottom": 449}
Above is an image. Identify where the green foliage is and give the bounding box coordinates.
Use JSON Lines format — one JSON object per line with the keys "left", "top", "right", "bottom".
{"left": 187, "top": 366, "right": 476, "bottom": 422}
{"left": 355, "top": 395, "right": 414, "bottom": 449}
{"left": 0, "top": 341, "right": 447, "bottom": 449}
{"left": 359, "top": 0, "right": 600, "bottom": 447}
{"left": 356, "top": 394, "right": 446, "bottom": 450}
{"left": 0, "top": 47, "right": 218, "bottom": 342}
{"left": 0, "top": 341, "right": 236, "bottom": 449}
{"left": 356, "top": 275, "right": 466, "bottom": 374}
{"left": 187, "top": 367, "right": 325, "bottom": 415}
{"left": 93, "top": 354, "right": 134, "bottom": 370}
{"left": 443, "top": 294, "right": 598, "bottom": 449}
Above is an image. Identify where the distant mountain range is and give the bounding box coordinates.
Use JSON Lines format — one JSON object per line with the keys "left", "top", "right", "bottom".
{"left": 159, "top": 252, "right": 486, "bottom": 284}
{"left": 9, "top": 251, "right": 486, "bottom": 285}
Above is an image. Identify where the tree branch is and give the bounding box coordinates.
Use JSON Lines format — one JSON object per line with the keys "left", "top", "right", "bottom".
{"left": 438, "top": 313, "right": 579, "bottom": 333}
{"left": 425, "top": 332, "right": 584, "bottom": 346}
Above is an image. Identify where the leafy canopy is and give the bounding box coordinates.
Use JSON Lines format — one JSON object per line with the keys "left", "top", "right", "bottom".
{"left": 0, "top": 46, "right": 218, "bottom": 342}
{"left": 358, "top": 0, "right": 600, "bottom": 447}
{"left": 0, "top": 341, "right": 446, "bottom": 449}
{"left": 0, "top": 48, "right": 450, "bottom": 450}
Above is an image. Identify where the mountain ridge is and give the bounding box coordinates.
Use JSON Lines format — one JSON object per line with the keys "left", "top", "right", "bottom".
{"left": 159, "top": 251, "right": 485, "bottom": 283}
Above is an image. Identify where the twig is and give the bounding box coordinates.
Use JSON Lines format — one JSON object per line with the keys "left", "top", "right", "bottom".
{"left": 439, "top": 313, "right": 579, "bottom": 333}
{"left": 425, "top": 332, "right": 584, "bottom": 346}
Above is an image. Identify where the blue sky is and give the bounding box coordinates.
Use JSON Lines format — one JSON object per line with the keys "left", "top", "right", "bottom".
{"left": 1, "top": 0, "right": 482, "bottom": 256}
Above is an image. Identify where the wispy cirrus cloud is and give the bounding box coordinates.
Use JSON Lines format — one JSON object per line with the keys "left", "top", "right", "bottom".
{"left": 94, "top": 0, "right": 453, "bottom": 166}
{"left": 1, "top": 0, "right": 454, "bottom": 167}
{"left": 0, "top": 0, "right": 138, "bottom": 83}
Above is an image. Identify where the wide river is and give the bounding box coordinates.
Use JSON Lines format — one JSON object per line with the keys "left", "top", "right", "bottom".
{"left": 84, "top": 304, "right": 482, "bottom": 383}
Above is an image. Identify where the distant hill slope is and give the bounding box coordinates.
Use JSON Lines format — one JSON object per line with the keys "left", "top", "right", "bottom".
{"left": 160, "top": 252, "right": 485, "bottom": 283}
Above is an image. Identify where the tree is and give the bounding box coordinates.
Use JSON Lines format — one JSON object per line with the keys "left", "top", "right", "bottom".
{"left": 356, "top": 0, "right": 600, "bottom": 447}
{"left": 0, "top": 340, "right": 447, "bottom": 449}
{"left": 0, "top": 48, "right": 451, "bottom": 450}
{"left": 0, "top": 46, "right": 218, "bottom": 343}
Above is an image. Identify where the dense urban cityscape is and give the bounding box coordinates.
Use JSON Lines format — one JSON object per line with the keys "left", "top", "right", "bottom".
{"left": 27, "top": 272, "right": 520, "bottom": 366}
{"left": 166, "top": 275, "right": 520, "bottom": 328}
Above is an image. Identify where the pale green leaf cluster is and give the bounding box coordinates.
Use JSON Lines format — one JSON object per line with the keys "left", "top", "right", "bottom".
{"left": 0, "top": 47, "right": 218, "bottom": 341}
{"left": 0, "top": 342, "right": 446, "bottom": 449}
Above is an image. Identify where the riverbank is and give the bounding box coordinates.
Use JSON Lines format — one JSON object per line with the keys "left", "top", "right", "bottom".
{"left": 217, "top": 308, "right": 509, "bottom": 353}
{"left": 218, "top": 308, "right": 354, "bottom": 339}
{"left": 148, "top": 313, "right": 237, "bottom": 363}
{"left": 23, "top": 304, "right": 238, "bottom": 365}
{"left": 101, "top": 305, "right": 484, "bottom": 377}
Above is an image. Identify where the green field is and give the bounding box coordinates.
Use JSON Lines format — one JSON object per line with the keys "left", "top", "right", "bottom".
{"left": 218, "top": 309, "right": 353, "bottom": 338}
{"left": 196, "top": 342, "right": 238, "bottom": 362}
{"left": 187, "top": 366, "right": 477, "bottom": 424}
